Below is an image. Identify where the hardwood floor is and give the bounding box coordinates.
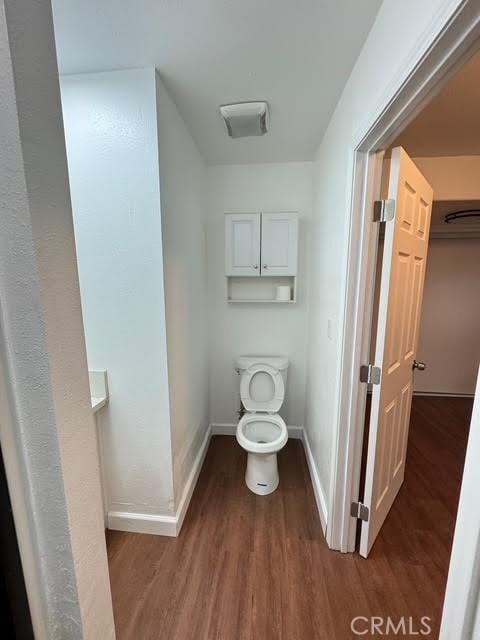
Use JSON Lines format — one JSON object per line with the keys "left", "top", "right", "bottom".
{"left": 107, "top": 396, "right": 472, "bottom": 640}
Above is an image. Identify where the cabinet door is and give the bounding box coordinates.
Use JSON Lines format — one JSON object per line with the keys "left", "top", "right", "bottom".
{"left": 261, "top": 213, "right": 298, "bottom": 276}
{"left": 225, "top": 214, "right": 261, "bottom": 276}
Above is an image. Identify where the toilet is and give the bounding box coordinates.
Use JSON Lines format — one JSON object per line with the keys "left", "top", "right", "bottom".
{"left": 235, "top": 356, "right": 289, "bottom": 495}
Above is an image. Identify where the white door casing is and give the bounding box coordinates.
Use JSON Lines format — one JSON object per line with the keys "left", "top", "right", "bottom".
{"left": 360, "top": 147, "right": 434, "bottom": 557}
{"left": 261, "top": 212, "right": 298, "bottom": 276}
{"left": 440, "top": 367, "right": 480, "bottom": 639}
{"left": 225, "top": 213, "right": 261, "bottom": 276}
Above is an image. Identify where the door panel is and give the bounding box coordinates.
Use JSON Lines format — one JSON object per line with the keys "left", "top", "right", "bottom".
{"left": 225, "top": 213, "right": 261, "bottom": 276}
{"left": 261, "top": 212, "right": 298, "bottom": 276}
{"left": 360, "top": 147, "right": 433, "bottom": 557}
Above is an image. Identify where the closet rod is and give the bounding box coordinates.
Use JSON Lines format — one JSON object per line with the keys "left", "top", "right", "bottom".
{"left": 444, "top": 209, "right": 480, "bottom": 223}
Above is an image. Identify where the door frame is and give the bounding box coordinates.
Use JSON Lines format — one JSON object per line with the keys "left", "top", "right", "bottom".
{"left": 440, "top": 367, "right": 480, "bottom": 638}
{"left": 329, "top": 0, "right": 480, "bottom": 554}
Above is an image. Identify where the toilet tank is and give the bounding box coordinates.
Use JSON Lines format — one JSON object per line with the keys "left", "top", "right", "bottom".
{"left": 235, "top": 355, "right": 289, "bottom": 388}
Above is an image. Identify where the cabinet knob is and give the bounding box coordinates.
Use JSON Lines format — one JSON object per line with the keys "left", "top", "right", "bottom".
{"left": 252, "top": 264, "right": 259, "bottom": 270}
{"left": 263, "top": 264, "right": 268, "bottom": 269}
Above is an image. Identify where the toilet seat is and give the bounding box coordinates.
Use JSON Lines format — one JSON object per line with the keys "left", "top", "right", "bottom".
{"left": 240, "top": 363, "right": 285, "bottom": 413}
{"left": 236, "top": 413, "right": 287, "bottom": 454}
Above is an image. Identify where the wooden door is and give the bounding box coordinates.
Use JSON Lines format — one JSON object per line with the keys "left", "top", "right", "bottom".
{"left": 225, "top": 213, "right": 261, "bottom": 276}
{"left": 360, "top": 147, "right": 434, "bottom": 557}
{"left": 260, "top": 212, "right": 298, "bottom": 276}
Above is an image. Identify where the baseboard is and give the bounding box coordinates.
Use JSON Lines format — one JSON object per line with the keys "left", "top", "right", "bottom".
{"left": 210, "top": 422, "right": 304, "bottom": 439}
{"left": 175, "top": 425, "right": 211, "bottom": 534}
{"left": 211, "top": 422, "right": 328, "bottom": 533}
{"left": 301, "top": 429, "right": 328, "bottom": 534}
{"left": 287, "top": 425, "right": 304, "bottom": 439}
{"left": 107, "top": 510, "right": 177, "bottom": 536}
{"left": 368, "top": 389, "right": 475, "bottom": 399}
{"left": 108, "top": 426, "right": 212, "bottom": 537}
{"left": 108, "top": 423, "right": 328, "bottom": 538}
{"left": 413, "top": 390, "right": 474, "bottom": 398}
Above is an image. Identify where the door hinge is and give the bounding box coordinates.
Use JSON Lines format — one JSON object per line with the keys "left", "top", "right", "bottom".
{"left": 360, "top": 364, "right": 381, "bottom": 385}
{"left": 351, "top": 501, "right": 369, "bottom": 522}
{"left": 373, "top": 199, "right": 395, "bottom": 222}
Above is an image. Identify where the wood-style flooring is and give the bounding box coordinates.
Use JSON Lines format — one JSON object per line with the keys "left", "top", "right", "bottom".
{"left": 106, "top": 396, "right": 472, "bottom": 639}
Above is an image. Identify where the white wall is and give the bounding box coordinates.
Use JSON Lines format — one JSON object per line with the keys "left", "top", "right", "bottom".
{"left": 305, "top": 0, "right": 463, "bottom": 516}
{"left": 156, "top": 74, "right": 209, "bottom": 504}
{"left": 61, "top": 69, "right": 175, "bottom": 518}
{"left": 207, "top": 162, "right": 313, "bottom": 426}
{"left": 372, "top": 237, "right": 480, "bottom": 396}
{"left": 416, "top": 239, "right": 480, "bottom": 395}
{"left": 1, "top": 0, "right": 115, "bottom": 636}
{"left": 413, "top": 156, "right": 480, "bottom": 395}
{"left": 414, "top": 155, "right": 480, "bottom": 199}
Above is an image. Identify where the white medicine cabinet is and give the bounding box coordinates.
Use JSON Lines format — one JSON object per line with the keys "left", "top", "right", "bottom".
{"left": 225, "top": 212, "right": 298, "bottom": 303}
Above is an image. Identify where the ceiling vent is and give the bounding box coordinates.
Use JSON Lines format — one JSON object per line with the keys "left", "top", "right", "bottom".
{"left": 219, "top": 101, "right": 269, "bottom": 138}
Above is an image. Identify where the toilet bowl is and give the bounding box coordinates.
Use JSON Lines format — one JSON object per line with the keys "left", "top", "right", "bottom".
{"left": 235, "top": 356, "right": 289, "bottom": 495}
{"left": 236, "top": 413, "right": 288, "bottom": 495}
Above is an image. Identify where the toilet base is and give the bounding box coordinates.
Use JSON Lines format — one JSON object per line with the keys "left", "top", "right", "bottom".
{"left": 245, "top": 452, "right": 279, "bottom": 495}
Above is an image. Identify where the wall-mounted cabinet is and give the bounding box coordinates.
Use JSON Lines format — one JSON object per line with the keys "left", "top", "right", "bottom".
{"left": 225, "top": 213, "right": 261, "bottom": 276}
{"left": 225, "top": 212, "right": 298, "bottom": 302}
{"left": 260, "top": 212, "right": 298, "bottom": 276}
{"left": 225, "top": 212, "right": 298, "bottom": 276}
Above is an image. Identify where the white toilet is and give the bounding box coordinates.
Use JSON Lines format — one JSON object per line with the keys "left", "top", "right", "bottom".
{"left": 235, "top": 356, "right": 289, "bottom": 495}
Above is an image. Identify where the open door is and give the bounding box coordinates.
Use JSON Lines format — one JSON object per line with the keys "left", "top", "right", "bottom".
{"left": 359, "top": 147, "right": 434, "bottom": 557}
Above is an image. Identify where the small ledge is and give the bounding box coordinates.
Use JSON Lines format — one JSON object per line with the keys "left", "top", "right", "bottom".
{"left": 226, "top": 275, "right": 297, "bottom": 304}
{"left": 89, "top": 369, "right": 109, "bottom": 414}
{"left": 91, "top": 396, "right": 107, "bottom": 413}
{"left": 227, "top": 298, "right": 295, "bottom": 304}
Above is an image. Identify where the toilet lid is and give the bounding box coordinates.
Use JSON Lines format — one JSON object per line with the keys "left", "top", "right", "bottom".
{"left": 240, "top": 363, "right": 285, "bottom": 413}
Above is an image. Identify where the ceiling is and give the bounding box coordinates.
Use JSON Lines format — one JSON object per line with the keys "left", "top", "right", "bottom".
{"left": 393, "top": 51, "right": 480, "bottom": 157}
{"left": 51, "top": 0, "right": 382, "bottom": 165}
{"left": 432, "top": 200, "right": 480, "bottom": 224}
{"left": 430, "top": 200, "right": 480, "bottom": 237}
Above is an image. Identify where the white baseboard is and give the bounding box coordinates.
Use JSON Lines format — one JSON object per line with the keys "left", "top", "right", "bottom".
{"left": 108, "top": 426, "right": 212, "bottom": 537}
{"left": 211, "top": 422, "right": 328, "bottom": 533}
{"left": 210, "top": 422, "right": 304, "bottom": 439}
{"left": 301, "top": 429, "right": 328, "bottom": 534}
{"left": 210, "top": 422, "right": 237, "bottom": 436}
{"left": 368, "top": 389, "right": 475, "bottom": 399}
{"left": 287, "top": 425, "right": 304, "bottom": 439}
{"left": 175, "top": 425, "right": 211, "bottom": 534}
{"left": 413, "top": 390, "right": 474, "bottom": 398}
{"left": 107, "top": 510, "right": 177, "bottom": 536}
{"left": 108, "top": 423, "right": 329, "bottom": 538}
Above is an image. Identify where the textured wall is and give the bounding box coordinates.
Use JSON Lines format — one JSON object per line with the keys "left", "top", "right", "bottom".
{"left": 0, "top": 0, "right": 115, "bottom": 637}
{"left": 156, "top": 74, "right": 210, "bottom": 506}
{"left": 306, "top": 0, "right": 463, "bottom": 515}
{"left": 61, "top": 69, "right": 175, "bottom": 517}
{"left": 206, "top": 162, "right": 313, "bottom": 426}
